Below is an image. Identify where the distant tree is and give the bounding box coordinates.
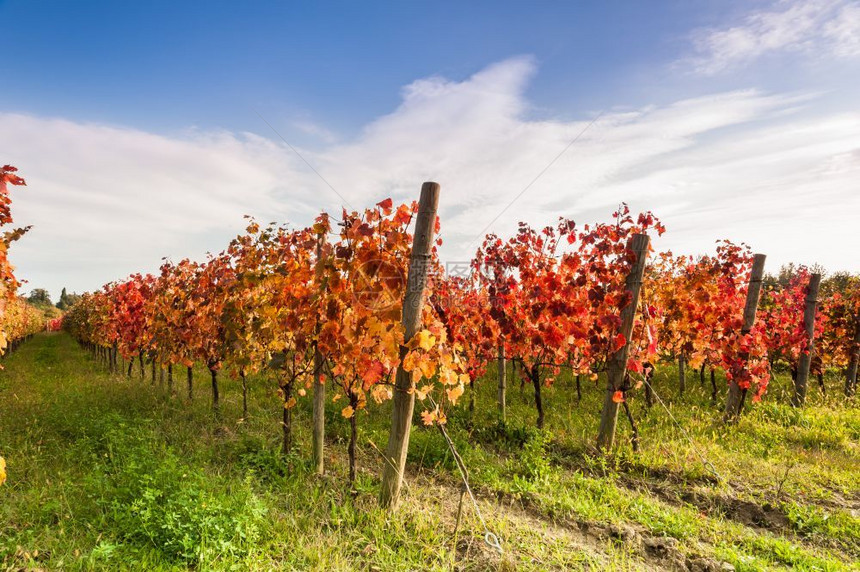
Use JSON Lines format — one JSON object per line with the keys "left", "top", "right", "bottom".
{"left": 27, "top": 288, "right": 53, "bottom": 307}
{"left": 56, "top": 287, "right": 67, "bottom": 309}
{"left": 821, "top": 271, "right": 855, "bottom": 297}
{"left": 24, "top": 288, "right": 62, "bottom": 320}
{"left": 55, "top": 287, "right": 81, "bottom": 310}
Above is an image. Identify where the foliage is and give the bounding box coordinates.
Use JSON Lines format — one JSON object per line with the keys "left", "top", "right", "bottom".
{"left": 760, "top": 267, "right": 827, "bottom": 371}
{"left": 819, "top": 277, "right": 860, "bottom": 371}
{"left": 56, "top": 184, "right": 859, "bottom": 505}
{"left": 472, "top": 205, "right": 664, "bottom": 425}
{"left": 92, "top": 422, "right": 267, "bottom": 565}
{"left": 0, "top": 165, "right": 34, "bottom": 354}
{"left": 27, "top": 288, "right": 52, "bottom": 306}
{"left": 645, "top": 242, "right": 772, "bottom": 402}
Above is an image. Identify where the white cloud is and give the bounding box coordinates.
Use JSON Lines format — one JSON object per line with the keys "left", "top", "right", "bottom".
{"left": 685, "top": 0, "right": 860, "bottom": 75}
{"left": 824, "top": 1, "right": 860, "bottom": 57}
{"left": 2, "top": 57, "right": 858, "bottom": 299}
{"left": 293, "top": 119, "right": 339, "bottom": 144}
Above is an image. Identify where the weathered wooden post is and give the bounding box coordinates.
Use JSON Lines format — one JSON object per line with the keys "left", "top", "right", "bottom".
{"left": 187, "top": 366, "right": 193, "bottom": 400}
{"left": 846, "top": 317, "right": 860, "bottom": 397}
{"left": 710, "top": 368, "right": 717, "bottom": 402}
{"left": 678, "top": 353, "right": 686, "bottom": 396}
{"left": 497, "top": 344, "right": 506, "bottom": 423}
{"left": 792, "top": 273, "right": 821, "bottom": 407}
{"left": 312, "top": 234, "right": 326, "bottom": 476}
{"left": 724, "top": 254, "right": 766, "bottom": 422}
{"left": 210, "top": 367, "right": 219, "bottom": 410}
{"left": 379, "top": 182, "right": 440, "bottom": 509}
{"left": 530, "top": 364, "right": 545, "bottom": 429}
{"left": 596, "top": 233, "right": 650, "bottom": 451}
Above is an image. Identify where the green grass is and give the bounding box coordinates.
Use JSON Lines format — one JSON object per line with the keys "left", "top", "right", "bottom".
{"left": 1, "top": 333, "right": 858, "bottom": 570}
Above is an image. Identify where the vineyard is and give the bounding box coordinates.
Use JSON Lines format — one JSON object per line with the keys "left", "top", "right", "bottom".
{"left": 1, "top": 170, "right": 859, "bottom": 571}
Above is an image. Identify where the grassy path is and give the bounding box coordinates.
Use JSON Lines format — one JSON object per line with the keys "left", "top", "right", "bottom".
{"left": 1, "top": 333, "right": 858, "bottom": 571}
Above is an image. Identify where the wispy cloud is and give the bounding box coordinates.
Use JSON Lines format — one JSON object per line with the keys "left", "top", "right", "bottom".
{"left": 684, "top": 0, "right": 860, "bottom": 75}
{"left": 292, "top": 119, "right": 340, "bottom": 144}
{"left": 2, "top": 57, "right": 858, "bottom": 298}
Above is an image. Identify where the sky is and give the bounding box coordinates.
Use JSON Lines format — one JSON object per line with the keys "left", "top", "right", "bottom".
{"left": 1, "top": 0, "right": 859, "bottom": 300}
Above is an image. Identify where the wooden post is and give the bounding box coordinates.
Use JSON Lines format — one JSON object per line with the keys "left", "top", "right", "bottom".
{"left": 724, "top": 254, "right": 766, "bottom": 422}
{"left": 312, "top": 234, "right": 326, "bottom": 476}
{"left": 710, "top": 368, "right": 717, "bottom": 403}
{"left": 596, "top": 233, "right": 650, "bottom": 451}
{"left": 210, "top": 368, "right": 219, "bottom": 410}
{"left": 187, "top": 366, "right": 193, "bottom": 400}
{"left": 497, "top": 343, "right": 506, "bottom": 423}
{"left": 846, "top": 317, "right": 860, "bottom": 397}
{"left": 282, "top": 377, "right": 293, "bottom": 455}
{"left": 379, "top": 182, "right": 440, "bottom": 509}
{"left": 678, "top": 353, "right": 686, "bottom": 396}
{"left": 791, "top": 273, "right": 821, "bottom": 407}
{"left": 530, "top": 364, "right": 544, "bottom": 429}
{"left": 240, "top": 371, "right": 249, "bottom": 419}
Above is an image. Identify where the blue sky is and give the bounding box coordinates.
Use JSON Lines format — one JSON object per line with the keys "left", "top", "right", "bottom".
{"left": 1, "top": 0, "right": 859, "bottom": 298}
{"left": 2, "top": 1, "right": 722, "bottom": 135}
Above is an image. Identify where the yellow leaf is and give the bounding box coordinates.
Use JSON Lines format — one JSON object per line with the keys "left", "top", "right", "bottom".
{"left": 438, "top": 368, "right": 456, "bottom": 385}
{"left": 446, "top": 384, "right": 464, "bottom": 404}
{"left": 413, "top": 329, "right": 436, "bottom": 351}
{"left": 342, "top": 405, "right": 355, "bottom": 419}
{"left": 0, "top": 456, "right": 6, "bottom": 486}
{"left": 402, "top": 351, "right": 418, "bottom": 372}
{"left": 415, "top": 384, "right": 433, "bottom": 400}
{"left": 283, "top": 397, "right": 297, "bottom": 409}
{"left": 418, "top": 355, "right": 437, "bottom": 379}
{"left": 370, "top": 385, "right": 392, "bottom": 403}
